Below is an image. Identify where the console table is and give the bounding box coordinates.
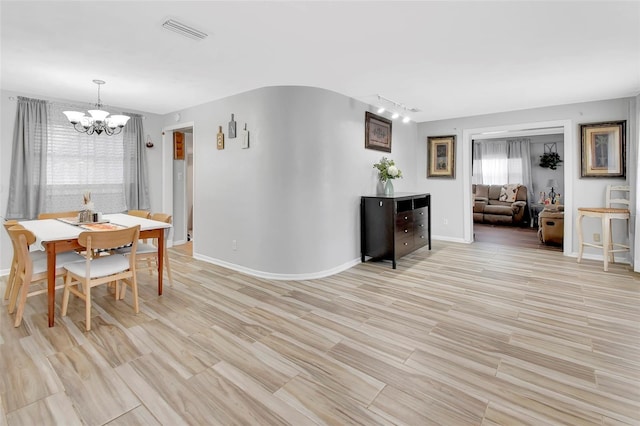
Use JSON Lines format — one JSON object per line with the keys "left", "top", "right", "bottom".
{"left": 360, "top": 193, "right": 431, "bottom": 269}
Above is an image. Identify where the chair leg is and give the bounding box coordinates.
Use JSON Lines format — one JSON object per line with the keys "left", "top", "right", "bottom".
{"left": 3, "top": 258, "right": 16, "bottom": 300}
{"left": 608, "top": 219, "right": 615, "bottom": 264}
{"left": 602, "top": 215, "right": 610, "bottom": 272}
{"left": 131, "top": 277, "right": 139, "bottom": 314}
{"left": 7, "top": 272, "right": 22, "bottom": 314}
{"left": 164, "top": 247, "right": 174, "bottom": 287}
{"left": 13, "top": 270, "right": 32, "bottom": 328}
{"left": 85, "top": 285, "right": 92, "bottom": 331}
{"left": 61, "top": 273, "right": 72, "bottom": 317}
{"left": 576, "top": 212, "right": 585, "bottom": 263}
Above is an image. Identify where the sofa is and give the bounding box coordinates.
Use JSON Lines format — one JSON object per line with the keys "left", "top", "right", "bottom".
{"left": 473, "top": 184, "right": 528, "bottom": 225}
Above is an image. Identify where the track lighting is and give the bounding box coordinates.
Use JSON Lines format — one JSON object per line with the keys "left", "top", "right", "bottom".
{"left": 374, "top": 94, "right": 418, "bottom": 124}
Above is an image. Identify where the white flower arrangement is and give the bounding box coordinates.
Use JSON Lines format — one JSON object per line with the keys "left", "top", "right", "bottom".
{"left": 373, "top": 157, "right": 403, "bottom": 182}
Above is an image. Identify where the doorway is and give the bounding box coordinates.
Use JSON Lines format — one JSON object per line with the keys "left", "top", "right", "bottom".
{"left": 471, "top": 132, "right": 565, "bottom": 249}
{"left": 462, "top": 120, "right": 574, "bottom": 256}
{"left": 162, "top": 121, "right": 195, "bottom": 254}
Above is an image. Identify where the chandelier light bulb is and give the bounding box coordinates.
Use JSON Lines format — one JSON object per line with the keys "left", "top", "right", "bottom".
{"left": 63, "top": 80, "right": 129, "bottom": 136}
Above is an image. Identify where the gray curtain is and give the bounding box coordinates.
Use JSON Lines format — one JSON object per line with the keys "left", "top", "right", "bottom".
{"left": 5, "top": 97, "right": 48, "bottom": 219}
{"left": 122, "top": 113, "right": 150, "bottom": 210}
{"left": 507, "top": 138, "right": 533, "bottom": 201}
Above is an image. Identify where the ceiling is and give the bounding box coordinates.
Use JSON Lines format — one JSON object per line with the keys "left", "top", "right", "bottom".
{"left": 2, "top": 1, "right": 639, "bottom": 123}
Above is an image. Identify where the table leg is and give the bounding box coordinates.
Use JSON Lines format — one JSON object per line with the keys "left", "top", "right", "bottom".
{"left": 157, "top": 229, "right": 164, "bottom": 295}
{"left": 46, "top": 242, "right": 56, "bottom": 327}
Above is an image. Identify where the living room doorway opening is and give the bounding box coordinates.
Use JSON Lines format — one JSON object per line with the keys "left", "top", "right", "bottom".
{"left": 462, "top": 120, "right": 575, "bottom": 253}
{"left": 471, "top": 132, "right": 565, "bottom": 250}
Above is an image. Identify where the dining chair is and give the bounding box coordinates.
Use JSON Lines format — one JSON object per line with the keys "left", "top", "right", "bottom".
{"left": 115, "top": 213, "right": 174, "bottom": 287}
{"left": 61, "top": 225, "right": 140, "bottom": 331}
{"left": 127, "top": 210, "right": 151, "bottom": 219}
{"left": 3, "top": 220, "right": 21, "bottom": 301}
{"left": 37, "top": 210, "right": 80, "bottom": 219}
{"left": 7, "top": 226, "right": 85, "bottom": 327}
{"left": 577, "top": 185, "right": 631, "bottom": 271}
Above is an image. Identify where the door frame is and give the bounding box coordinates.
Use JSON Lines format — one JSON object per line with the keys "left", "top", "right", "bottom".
{"left": 162, "top": 121, "right": 195, "bottom": 248}
{"left": 462, "top": 119, "right": 574, "bottom": 255}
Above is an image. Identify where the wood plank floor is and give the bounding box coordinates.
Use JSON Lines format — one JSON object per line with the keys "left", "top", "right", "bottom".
{"left": 1, "top": 239, "right": 638, "bottom": 425}
{"left": 473, "top": 223, "right": 562, "bottom": 252}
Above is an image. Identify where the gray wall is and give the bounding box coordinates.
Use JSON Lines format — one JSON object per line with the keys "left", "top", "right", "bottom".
{"left": 475, "top": 134, "right": 565, "bottom": 203}
{"left": 417, "top": 97, "right": 636, "bottom": 261}
{"left": 155, "top": 86, "right": 419, "bottom": 278}
{"left": 1, "top": 88, "right": 637, "bottom": 274}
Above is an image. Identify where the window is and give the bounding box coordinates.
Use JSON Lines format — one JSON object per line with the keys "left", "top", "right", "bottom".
{"left": 45, "top": 102, "right": 127, "bottom": 213}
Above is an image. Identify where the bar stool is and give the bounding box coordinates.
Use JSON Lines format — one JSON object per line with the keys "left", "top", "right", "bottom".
{"left": 576, "top": 185, "right": 630, "bottom": 271}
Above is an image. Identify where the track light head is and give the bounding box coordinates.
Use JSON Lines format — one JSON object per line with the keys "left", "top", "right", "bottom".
{"left": 391, "top": 112, "right": 400, "bottom": 119}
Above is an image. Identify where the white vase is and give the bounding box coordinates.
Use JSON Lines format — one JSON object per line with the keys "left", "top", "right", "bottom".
{"left": 384, "top": 179, "right": 394, "bottom": 196}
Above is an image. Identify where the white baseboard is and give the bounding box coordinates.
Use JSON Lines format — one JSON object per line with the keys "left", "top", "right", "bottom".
{"left": 191, "top": 253, "right": 362, "bottom": 281}
{"left": 432, "top": 235, "right": 468, "bottom": 244}
{"left": 567, "top": 251, "right": 631, "bottom": 265}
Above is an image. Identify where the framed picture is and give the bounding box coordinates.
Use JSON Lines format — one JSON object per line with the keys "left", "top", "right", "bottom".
{"left": 365, "top": 112, "right": 392, "bottom": 152}
{"left": 580, "top": 121, "right": 626, "bottom": 178}
{"left": 427, "top": 135, "right": 455, "bottom": 178}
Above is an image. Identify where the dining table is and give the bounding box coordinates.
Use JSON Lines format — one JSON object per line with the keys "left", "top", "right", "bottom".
{"left": 19, "top": 213, "right": 172, "bottom": 327}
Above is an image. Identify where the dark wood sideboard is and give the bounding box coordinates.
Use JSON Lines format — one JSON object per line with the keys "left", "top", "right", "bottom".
{"left": 360, "top": 193, "right": 431, "bottom": 269}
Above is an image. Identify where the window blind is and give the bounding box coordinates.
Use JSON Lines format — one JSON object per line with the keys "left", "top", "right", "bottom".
{"left": 45, "top": 102, "right": 127, "bottom": 213}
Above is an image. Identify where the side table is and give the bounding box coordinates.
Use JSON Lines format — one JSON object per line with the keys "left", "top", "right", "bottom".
{"left": 530, "top": 203, "right": 545, "bottom": 228}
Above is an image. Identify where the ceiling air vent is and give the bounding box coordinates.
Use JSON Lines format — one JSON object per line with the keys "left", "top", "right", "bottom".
{"left": 162, "top": 19, "right": 208, "bottom": 40}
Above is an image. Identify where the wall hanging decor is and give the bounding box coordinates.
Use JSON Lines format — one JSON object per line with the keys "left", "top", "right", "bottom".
{"left": 173, "top": 132, "right": 185, "bottom": 159}
{"left": 580, "top": 120, "right": 626, "bottom": 178}
{"left": 365, "top": 112, "right": 392, "bottom": 152}
{"left": 228, "top": 113, "right": 236, "bottom": 139}
{"left": 539, "top": 142, "right": 562, "bottom": 169}
{"left": 217, "top": 126, "right": 225, "bottom": 150}
{"left": 427, "top": 135, "right": 456, "bottom": 178}
{"left": 242, "top": 123, "right": 249, "bottom": 149}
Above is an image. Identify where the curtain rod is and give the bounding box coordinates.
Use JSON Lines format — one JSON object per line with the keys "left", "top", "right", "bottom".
{"left": 7, "top": 96, "right": 146, "bottom": 119}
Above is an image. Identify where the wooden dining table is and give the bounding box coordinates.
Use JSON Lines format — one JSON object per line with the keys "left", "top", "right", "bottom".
{"left": 19, "top": 213, "right": 172, "bottom": 327}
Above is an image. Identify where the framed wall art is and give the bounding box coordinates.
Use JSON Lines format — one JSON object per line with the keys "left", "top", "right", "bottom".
{"left": 580, "top": 120, "right": 626, "bottom": 178}
{"left": 365, "top": 112, "right": 392, "bottom": 152}
{"left": 427, "top": 135, "right": 456, "bottom": 178}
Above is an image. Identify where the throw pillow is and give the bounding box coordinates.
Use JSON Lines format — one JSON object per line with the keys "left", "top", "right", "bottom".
{"left": 499, "top": 184, "right": 520, "bottom": 202}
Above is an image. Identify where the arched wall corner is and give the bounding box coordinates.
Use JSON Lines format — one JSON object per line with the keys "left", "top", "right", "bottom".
{"left": 158, "top": 85, "right": 419, "bottom": 277}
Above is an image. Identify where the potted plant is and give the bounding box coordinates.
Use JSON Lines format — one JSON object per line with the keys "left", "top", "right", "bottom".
{"left": 539, "top": 152, "right": 562, "bottom": 170}
{"left": 373, "top": 157, "right": 403, "bottom": 195}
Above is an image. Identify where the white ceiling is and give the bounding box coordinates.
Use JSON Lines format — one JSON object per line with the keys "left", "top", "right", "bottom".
{"left": 2, "top": 1, "right": 639, "bottom": 122}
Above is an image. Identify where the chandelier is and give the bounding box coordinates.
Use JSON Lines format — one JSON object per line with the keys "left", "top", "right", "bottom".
{"left": 63, "top": 80, "right": 130, "bottom": 136}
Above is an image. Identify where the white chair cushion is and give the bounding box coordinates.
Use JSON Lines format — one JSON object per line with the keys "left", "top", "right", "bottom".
{"left": 115, "top": 242, "right": 156, "bottom": 255}
{"left": 64, "top": 254, "right": 131, "bottom": 278}
{"left": 31, "top": 251, "right": 85, "bottom": 275}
